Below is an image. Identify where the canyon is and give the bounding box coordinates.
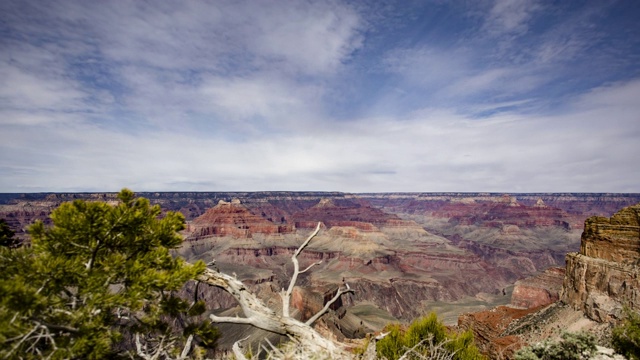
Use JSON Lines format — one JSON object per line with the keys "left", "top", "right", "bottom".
{"left": 458, "top": 202, "right": 640, "bottom": 358}
{"left": 1, "top": 191, "right": 639, "bottom": 351}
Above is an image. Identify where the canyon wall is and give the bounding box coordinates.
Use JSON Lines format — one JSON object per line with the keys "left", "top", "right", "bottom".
{"left": 2, "top": 191, "right": 639, "bottom": 332}
{"left": 561, "top": 203, "right": 640, "bottom": 322}
{"left": 458, "top": 202, "right": 640, "bottom": 358}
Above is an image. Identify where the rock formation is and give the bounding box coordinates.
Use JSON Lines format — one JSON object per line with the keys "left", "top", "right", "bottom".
{"left": 289, "top": 198, "right": 411, "bottom": 230}
{"left": 511, "top": 267, "right": 565, "bottom": 309}
{"left": 458, "top": 305, "right": 534, "bottom": 358}
{"left": 457, "top": 267, "right": 566, "bottom": 358}
{"left": 2, "top": 191, "right": 640, "bottom": 340}
{"left": 561, "top": 203, "right": 640, "bottom": 322}
{"left": 459, "top": 202, "right": 640, "bottom": 358}
{"left": 189, "top": 199, "right": 293, "bottom": 239}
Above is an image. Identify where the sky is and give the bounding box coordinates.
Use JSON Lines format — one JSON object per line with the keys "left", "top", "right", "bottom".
{"left": 1, "top": 0, "right": 639, "bottom": 193}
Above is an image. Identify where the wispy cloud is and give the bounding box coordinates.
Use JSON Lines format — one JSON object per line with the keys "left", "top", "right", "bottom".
{"left": 483, "top": 0, "right": 542, "bottom": 37}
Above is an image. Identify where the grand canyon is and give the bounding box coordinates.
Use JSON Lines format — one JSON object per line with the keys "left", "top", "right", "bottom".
{"left": 2, "top": 191, "right": 639, "bottom": 356}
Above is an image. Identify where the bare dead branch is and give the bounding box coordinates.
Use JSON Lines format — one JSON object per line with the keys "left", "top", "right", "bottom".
{"left": 305, "top": 283, "right": 354, "bottom": 326}
{"left": 177, "top": 334, "right": 193, "bottom": 360}
{"left": 232, "top": 336, "right": 250, "bottom": 360}
{"left": 283, "top": 223, "right": 322, "bottom": 318}
{"left": 31, "top": 320, "right": 79, "bottom": 334}
{"left": 299, "top": 260, "right": 322, "bottom": 274}
{"left": 135, "top": 334, "right": 150, "bottom": 360}
{"left": 6, "top": 324, "right": 40, "bottom": 358}
{"left": 208, "top": 314, "right": 256, "bottom": 326}
{"left": 198, "top": 222, "right": 353, "bottom": 357}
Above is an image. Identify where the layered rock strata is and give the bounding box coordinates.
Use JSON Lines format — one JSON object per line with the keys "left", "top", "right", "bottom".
{"left": 459, "top": 203, "right": 640, "bottom": 358}
{"left": 458, "top": 305, "right": 535, "bottom": 357}
{"left": 511, "top": 267, "right": 565, "bottom": 309}
{"left": 188, "top": 200, "right": 293, "bottom": 239}
{"left": 561, "top": 203, "right": 640, "bottom": 322}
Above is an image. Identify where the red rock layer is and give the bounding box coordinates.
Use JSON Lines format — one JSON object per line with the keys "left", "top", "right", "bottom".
{"left": 189, "top": 200, "right": 293, "bottom": 239}
{"left": 289, "top": 198, "right": 410, "bottom": 230}
{"left": 440, "top": 197, "right": 577, "bottom": 229}
{"left": 458, "top": 305, "right": 538, "bottom": 358}
{"left": 511, "top": 267, "right": 565, "bottom": 309}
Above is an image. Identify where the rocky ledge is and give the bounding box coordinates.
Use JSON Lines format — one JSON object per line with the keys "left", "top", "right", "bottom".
{"left": 561, "top": 203, "right": 640, "bottom": 322}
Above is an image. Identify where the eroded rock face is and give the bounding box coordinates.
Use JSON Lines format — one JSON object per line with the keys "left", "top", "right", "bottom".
{"left": 458, "top": 267, "right": 566, "bottom": 358}
{"left": 511, "top": 267, "right": 565, "bottom": 309}
{"left": 457, "top": 203, "right": 640, "bottom": 359}
{"left": 3, "top": 191, "right": 640, "bottom": 333}
{"left": 189, "top": 200, "right": 294, "bottom": 239}
{"left": 561, "top": 203, "right": 640, "bottom": 323}
{"left": 289, "top": 198, "right": 410, "bottom": 230}
{"left": 458, "top": 305, "right": 536, "bottom": 358}
{"left": 580, "top": 205, "right": 640, "bottom": 264}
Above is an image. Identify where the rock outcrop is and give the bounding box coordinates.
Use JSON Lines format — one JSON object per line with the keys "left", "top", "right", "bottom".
{"left": 458, "top": 266, "right": 566, "bottom": 358}
{"left": 511, "top": 267, "right": 565, "bottom": 309}
{"left": 458, "top": 305, "right": 535, "bottom": 358}
{"left": 561, "top": 203, "right": 640, "bottom": 322}
{"left": 459, "top": 203, "right": 640, "bottom": 358}
{"left": 289, "top": 198, "right": 411, "bottom": 230}
{"left": 188, "top": 200, "right": 293, "bottom": 239}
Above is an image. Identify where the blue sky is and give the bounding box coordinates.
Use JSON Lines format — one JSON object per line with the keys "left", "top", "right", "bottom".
{"left": 1, "top": 0, "right": 639, "bottom": 193}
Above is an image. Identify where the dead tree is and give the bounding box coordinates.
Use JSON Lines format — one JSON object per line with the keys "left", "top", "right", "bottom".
{"left": 197, "top": 223, "right": 354, "bottom": 359}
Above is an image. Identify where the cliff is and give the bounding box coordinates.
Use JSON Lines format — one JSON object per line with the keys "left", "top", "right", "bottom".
{"left": 561, "top": 203, "right": 640, "bottom": 322}
{"left": 457, "top": 267, "right": 566, "bottom": 358}
{"left": 459, "top": 203, "right": 640, "bottom": 358}
{"left": 458, "top": 305, "right": 535, "bottom": 357}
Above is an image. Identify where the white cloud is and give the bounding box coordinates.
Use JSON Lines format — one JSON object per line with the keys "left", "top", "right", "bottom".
{"left": 248, "top": 1, "right": 363, "bottom": 74}
{"left": 4, "top": 79, "right": 638, "bottom": 192}
{"left": 0, "top": 45, "right": 88, "bottom": 117}
{"left": 46, "top": 0, "right": 363, "bottom": 75}
{"left": 483, "top": 0, "right": 542, "bottom": 37}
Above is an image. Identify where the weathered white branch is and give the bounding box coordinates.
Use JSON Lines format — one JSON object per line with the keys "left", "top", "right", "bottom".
{"left": 299, "top": 260, "right": 322, "bottom": 274}
{"left": 177, "top": 334, "right": 193, "bottom": 360}
{"left": 198, "top": 222, "right": 353, "bottom": 357}
{"left": 232, "top": 336, "right": 250, "bottom": 360}
{"left": 7, "top": 324, "right": 40, "bottom": 358}
{"left": 283, "top": 223, "right": 321, "bottom": 318}
{"left": 305, "top": 283, "right": 354, "bottom": 326}
{"left": 207, "top": 315, "right": 256, "bottom": 325}
{"left": 135, "top": 334, "right": 151, "bottom": 360}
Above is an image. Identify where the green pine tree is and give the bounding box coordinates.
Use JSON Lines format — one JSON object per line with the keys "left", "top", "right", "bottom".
{"left": 0, "top": 189, "right": 219, "bottom": 359}
{"left": 0, "top": 218, "right": 18, "bottom": 248}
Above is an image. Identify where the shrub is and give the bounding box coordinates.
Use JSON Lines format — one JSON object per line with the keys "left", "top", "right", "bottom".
{"left": 377, "top": 323, "right": 406, "bottom": 360}
{"left": 376, "top": 313, "right": 485, "bottom": 360}
{"left": 514, "top": 332, "right": 597, "bottom": 360}
{"left": 612, "top": 309, "right": 640, "bottom": 360}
